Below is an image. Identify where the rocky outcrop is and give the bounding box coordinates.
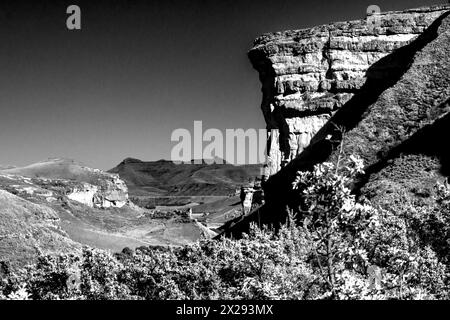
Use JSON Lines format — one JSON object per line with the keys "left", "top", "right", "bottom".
{"left": 220, "top": 5, "right": 450, "bottom": 237}
{"left": 0, "top": 158, "right": 129, "bottom": 209}
{"left": 249, "top": 5, "right": 450, "bottom": 177}
{"left": 66, "top": 174, "right": 128, "bottom": 208}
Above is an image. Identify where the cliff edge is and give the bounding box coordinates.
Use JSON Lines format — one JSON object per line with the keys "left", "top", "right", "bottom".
{"left": 223, "top": 5, "right": 450, "bottom": 236}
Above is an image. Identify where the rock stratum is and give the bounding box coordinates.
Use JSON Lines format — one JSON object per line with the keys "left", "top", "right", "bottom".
{"left": 222, "top": 5, "right": 450, "bottom": 236}
{"left": 249, "top": 5, "right": 450, "bottom": 176}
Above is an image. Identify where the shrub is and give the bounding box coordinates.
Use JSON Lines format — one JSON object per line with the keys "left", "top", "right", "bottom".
{"left": 1, "top": 155, "right": 448, "bottom": 300}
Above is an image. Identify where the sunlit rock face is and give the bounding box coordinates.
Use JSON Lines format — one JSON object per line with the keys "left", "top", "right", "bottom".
{"left": 0, "top": 158, "right": 129, "bottom": 209}
{"left": 220, "top": 5, "right": 450, "bottom": 238}
{"left": 67, "top": 174, "right": 129, "bottom": 208}
{"left": 249, "top": 5, "right": 450, "bottom": 177}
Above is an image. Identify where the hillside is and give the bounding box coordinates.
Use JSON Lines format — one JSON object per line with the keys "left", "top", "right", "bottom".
{"left": 0, "top": 190, "right": 80, "bottom": 268}
{"left": 0, "top": 158, "right": 222, "bottom": 268}
{"left": 0, "top": 157, "right": 129, "bottom": 209}
{"left": 1, "top": 158, "right": 113, "bottom": 185}
{"left": 0, "top": 165, "right": 15, "bottom": 170}
{"left": 108, "top": 158, "right": 262, "bottom": 197}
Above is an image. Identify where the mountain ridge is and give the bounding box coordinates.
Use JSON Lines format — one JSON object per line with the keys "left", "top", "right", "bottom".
{"left": 108, "top": 157, "right": 262, "bottom": 197}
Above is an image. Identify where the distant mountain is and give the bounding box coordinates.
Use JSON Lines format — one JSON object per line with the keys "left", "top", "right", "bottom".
{"left": 108, "top": 158, "right": 262, "bottom": 197}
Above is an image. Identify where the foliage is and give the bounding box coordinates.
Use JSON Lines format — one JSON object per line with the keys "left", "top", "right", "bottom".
{"left": 1, "top": 154, "right": 449, "bottom": 300}
{"left": 290, "top": 154, "right": 449, "bottom": 299}
{"left": 0, "top": 225, "right": 320, "bottom": 300}
{"left": 292, "top": 154, "right": 379, "bottom": 298}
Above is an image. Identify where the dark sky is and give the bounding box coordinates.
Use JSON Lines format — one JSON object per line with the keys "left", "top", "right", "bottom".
{"left": 0, "top": 0, "right": 441, "bottom": 169}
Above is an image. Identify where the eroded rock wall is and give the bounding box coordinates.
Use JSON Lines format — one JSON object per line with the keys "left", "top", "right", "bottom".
{"left": 67, "top": 173, "right": 129, "bottom": 208}
{"left": 219, "top": 5, "right": 450, "bottom": 238}
{"left": 249, "top": 5, "right": 450, "bottom": 177}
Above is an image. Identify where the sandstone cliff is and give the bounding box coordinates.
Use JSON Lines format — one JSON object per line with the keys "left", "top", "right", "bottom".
{"left": 249, "top": 5, "right": 450, "bottom": 177}
{"left": 222, "top": 5, "right": 450, "bottom": 236}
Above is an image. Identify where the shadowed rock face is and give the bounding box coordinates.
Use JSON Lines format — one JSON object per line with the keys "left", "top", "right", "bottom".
{"left": 221, "top": 5, "right": 450, "bottom": 237}
{"left": 108, "top": 158, "right": 262, "bottom": 197}
{"left": 249, "top": 5, "right": 450, "bottom": 177}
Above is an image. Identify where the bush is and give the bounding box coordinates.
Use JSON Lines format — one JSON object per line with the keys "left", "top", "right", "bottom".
{"left": 0, "top": 225, "right": 320, "bottom": 300}
{"left": 1, "top": 154, "right": 448, "bottom": 300}
{"left": 289, "top": 154, "right": 449, "bottom": 299}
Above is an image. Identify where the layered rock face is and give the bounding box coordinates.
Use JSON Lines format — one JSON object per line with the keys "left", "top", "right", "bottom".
{"left": 66, "top": 173, "right": 128, "bottom": 208}
{"left": 220, "top": 5, "right": 450, "bottom": 237}
{"left": 249, "top": 5, "right": 450, "bottom": 177}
